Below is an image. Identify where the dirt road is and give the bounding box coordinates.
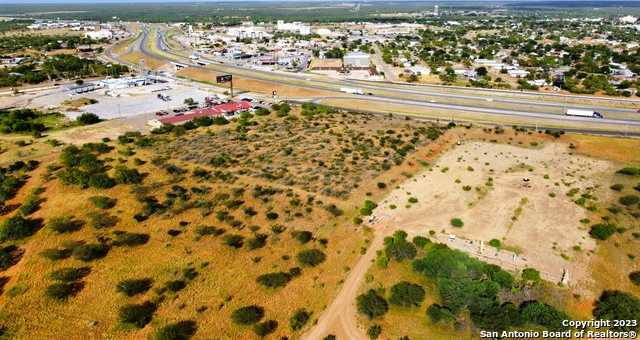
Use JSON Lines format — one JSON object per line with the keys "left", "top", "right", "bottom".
{"left": 301, "top": 226, "right": 393, "bottom": 340}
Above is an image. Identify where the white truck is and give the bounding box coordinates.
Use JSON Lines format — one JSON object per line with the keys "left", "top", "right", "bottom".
{"left": 565, "top": 109, "right": 603, "bottom": 119}
{"left": 340, "top": 87, "right": 364, "bottom": 95}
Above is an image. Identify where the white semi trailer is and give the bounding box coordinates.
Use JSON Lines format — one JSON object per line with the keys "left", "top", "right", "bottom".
{"left": 340, "top": 87, "right": 364, "bottom": 95}
{"left": 565, "top": 109, "right": 603, "bottom": 118}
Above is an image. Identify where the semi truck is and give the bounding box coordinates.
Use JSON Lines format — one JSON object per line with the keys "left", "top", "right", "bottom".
{"left": 565, "top": 109, "right": 603, "bottom": 119}
{"left": 340, "top": 87, "right": 364, "bottom": 95}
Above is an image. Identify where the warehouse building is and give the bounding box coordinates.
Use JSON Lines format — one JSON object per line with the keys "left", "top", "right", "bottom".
{"left": 343, "top": 51, "right": 370, "bottom": 70}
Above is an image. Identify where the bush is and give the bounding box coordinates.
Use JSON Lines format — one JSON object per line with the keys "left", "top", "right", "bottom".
{"left": 72, "top": 243, "right": 109, "bottom": 262}
{"left": 610, "top": 184, "right": 624, "bottom": 191}
{"left": 194, "top": 225, "right": 225, "bottom": 237}
{"left": 48, "top": 216, "right": 83, "bottom": 234}
{"left": 117, "top": 278, "right": 153, "bottom": 296}
{"left": 521, "top": 268, "right": 541, "bottom": 283}
{"left": 367, "top": 324, "right": 382, "bottom": 339}
{"left": 256, "top": 272, "right": 291, "bottom": 288}
{"left": 40, "top": 248, "right": 72, "bottom": 261}
{"left": 119, "top": 301, "right": 157, "bottom": 328}
{"left": 164, "top": 280, "right": 186, "bottom": 293}
{"left": 617, "top": 167, "right": 640, "bottom": 176}
{"left": 254, "top": 107, "right": 271, "bottom": 116}
{"left": 112, "top": 232, "right": 150, "bottom": 247}
{"left": 293, "top": 230, "right": 312, "bottom": 244}
{"left": 266, "top": 211, "right": 279, "bottom": 220}
{"left": 450, "top": 218, "right": 464, "bottom": 228}
{"left": 360, "top": 200, "right": 378, "bottom": 216}
{"left": 246, "top": 233, "right": 268, "bottom": 250}
{"left": 489, "top": 239, "right": 501, "bottom": 248}
{"left": 630, "top": 272, "right": 640, "bottom": 286}
{"left": 389, "top": 281, "right": 425, "bottom": 307}
{"left": 114, "top": 166, "right": 143, "bottom": 184}
{"left": 593, "top": 290, "right": 640, "bottom": 331}
{"left": 49, "top": 266, "right": 91, "bottom": 282}
{"left": 384, "top": 233, "right": 417, "bottom": 262}
{"left": 155, "top": 320, "right": 198, "bottom": 340}
{"left": 231, "top": 305, "right": 264, "bottom": 325}
{"left": 253, "top": 320, "right": 278, "bottom": 336}
{"left": 0, "top": 246, "right": 19, "bottom": 270}
{"left": 619, "top": 195, "right": 640, "bottom": 206}
{"left": 77, "top": 113, "right": 101, "bottom": 125}
{"left": 88, "top": 211, "right": 118, "bottom": 229}
{"left": 589, "top": 223, "right": 617, "bottom": 240}
{"left": 297, "top": 249, "right": 326, "bottom": 267}
{"left": 19, "top": 194, "right": 42, "bottom": 215}
{"left": 357, "top": 289, "right": 389, "bottom": 319}
{"left": 289, "top": 309, "right": 310, "bottom": 331}
{"left": 427, "top": 304, "right": 455, "bottom": 324}
{"left": 0, "top": 215, "right": 39, "bottom": 241}
{"left": 412, "top": 236, "right": 430, "bottom": 248}
{"left": 45, "top": 282, "right": 84, "bottom": 301}
{"left": 223, "top": 234, "right": 244, "bottom": 248}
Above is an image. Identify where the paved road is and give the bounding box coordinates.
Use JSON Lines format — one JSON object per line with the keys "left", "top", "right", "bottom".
{"left": 134, "top": 26, "right": 640, "bottom": 128}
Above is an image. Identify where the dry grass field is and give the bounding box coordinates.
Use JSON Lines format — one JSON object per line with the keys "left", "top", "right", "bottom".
{"left": 352, "top": 128, "right": 640, "bottom": 339}
{"left": 0, "top": 105, "right": 452, "bottom": 339}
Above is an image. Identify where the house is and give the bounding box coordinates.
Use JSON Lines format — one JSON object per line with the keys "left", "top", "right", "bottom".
{"left": 85, "top": 29, "right": 113, "bottom": 40}
{"left": 156, "top": 101, "right": 252, "bottom": 126}
{"left": 508, "top": 69, "right": 529, "bottom": 78}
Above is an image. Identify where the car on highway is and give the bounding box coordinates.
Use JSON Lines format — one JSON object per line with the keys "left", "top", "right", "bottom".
{"left": 155, "top": 111, "right": 169, "bottom": 116}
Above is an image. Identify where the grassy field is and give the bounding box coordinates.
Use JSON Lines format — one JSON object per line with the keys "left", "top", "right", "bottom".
{"left": 0, "top": 105, "right": 451, "bottom": 339}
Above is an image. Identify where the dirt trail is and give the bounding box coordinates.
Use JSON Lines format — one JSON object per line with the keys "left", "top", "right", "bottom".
{"left": 301, "top": 226, "right": 393, "bottom": 340}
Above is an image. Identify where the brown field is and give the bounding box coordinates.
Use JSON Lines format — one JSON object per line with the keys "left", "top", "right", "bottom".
{"left": 0, "top": 106, "right": 451, "bottom": 339}
{"left": 177, "top": 67, "right": 337, "bottom": 98}
{"left": 351, "top": 128, "right": 640, "bottom": 339}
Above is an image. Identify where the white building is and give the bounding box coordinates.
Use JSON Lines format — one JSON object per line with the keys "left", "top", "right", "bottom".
{"left": 508, "top": 69, "right": 529, "bottom": 78}
{"left": 620, "top": 16, "right": 638, "bottom": 24}
{"left": 343, "top": 51, "right": 370, "bottom": 68}
{"left": 276, "top": 21, "right": 311, "bottom": 35}
{"left": 85, "top": 29, "right": 113, "bottom": 40}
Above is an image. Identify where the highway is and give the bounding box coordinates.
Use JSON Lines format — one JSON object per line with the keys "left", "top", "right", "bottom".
{"left": 119, "top": 25, "right": 640, "bottom": 131}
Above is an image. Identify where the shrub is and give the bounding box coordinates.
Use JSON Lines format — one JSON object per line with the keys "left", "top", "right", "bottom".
{"left": 88, "top": 211, "right": 118, "bottom": 229}
{"left": 254, "top": 108, "right": 271, "bottom": 116}
{"left": 610, "top": 184, "right": 624, "bottom": 191}
{"left": 223, "top": 234, "right": 244, "bottom": 248}
{"left": 357, "top": 289, "right": 389, "bottom": 319}
{"left": 77, "top": 113, "right": 101, "bottom": 125}
{"left": 0, "top": 246, "right": 19, "bottom": 270}
{"left": 231, "top": 305, "right": 264, "bottom": 325}
{"left": 0, "top": 215, "right": 39, "bottom": 241}
{"left": 246, "top": 233, "right": 268, "bottom": 250}
{"left": 256, "top": 272, "right": 291, "bottom": 288}
{"left": 389, "top": 281, "right": 425, "bottom": 307}
{"left": 384, "top": 234, "right": 417, "bottom": 262}
{"left": 266, "top": 211, "right": 279, "bottom": 220}
{"left": 289, "top": 309, "right": 310, "bottom": 331}
{"left": 521, "top": 268, "right": 541, "bottom": 283}
{"left": 619, "top": 195, "right": 640, "bottom": 206}
{"left": 253, "top": 320, "right": 278, "bottom": 336}
{"left": 489, "top": 239, "right": 501, "bottom": 248}
{"left": 412, "top": 236, "right": 430, "bottom": 248}
{"left": 367, "top": 324, "right": 382, "bottom": 339}
{"left": 360, "top": 200, "right": 377, "bottom": 216}
{"left": 164, "top": 280, "right": 186, "bottom": 293}
{"left": 40, "top": 248, "right": 72, "bottom": 261}
{"left": 48, "top": 216, "right": 83, "bottom": 234}
{"left": 45, "top": 282, "right": 84, "bottom": 301}
{"left": 154, "top": 320, "right": 197, "bottom": 340}
{"left": 292, "top": 230, "right": 312, "bottom": 244}
{"left": 112, "top": 232, "right": 150, "bottom": 247}
{"left": 194, "top": 226, "right": 225, "bottom": 237}
{"left": 593, "top": 290, "right": 640, "bottom": 331}
{"left": 72, "top": 243, "right": 109, "bottom": 262}
{"left": 450, "top": 218, "right": 464, "bottom": 228}
{"left": 114, "top": 166, "right": 144, "bottom": 184}
{"left": 119, "top": 301, "right": 157, "bottom": 328}
{"left": 427, "top": 304, "right": 455, "bottom": 324}
{"left": 49, "top": 267, "right": 91, "bottom": 282}
{"left": 117, "top": 278, "right": 153, "bottom": 296}
{"left": 617, "top": 167, "right": 640, "bottom": 176}
{"left": 589, "top": 223, "right": 617, "bottom": 240}
{"left": 408, "top": 197, "right": 418, "bottom": 204}
{"left": 297, "top": 249, "right": 326, "bottom": 267}
{"left": 19, "top": 194, "right": 42, "bottom": 215}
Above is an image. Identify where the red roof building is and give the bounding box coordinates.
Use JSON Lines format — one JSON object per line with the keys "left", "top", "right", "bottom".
{"left": 158, "top": 101, "right": 252, "bottom": 125}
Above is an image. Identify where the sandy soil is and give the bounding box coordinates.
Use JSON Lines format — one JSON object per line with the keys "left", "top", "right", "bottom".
{"left": 373, "top": 141, "right": 614, "bottom": 289}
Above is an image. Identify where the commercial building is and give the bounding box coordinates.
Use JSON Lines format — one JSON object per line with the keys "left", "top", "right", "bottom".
{"left": 152, "top": 101, "right": 253, "bottom": 126}
{"left": 343, "top": 51, "right": 370, "bottom": 69}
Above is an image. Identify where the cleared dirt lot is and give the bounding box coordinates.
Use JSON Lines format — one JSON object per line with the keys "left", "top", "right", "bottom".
{"left": 372, "top": 140, "right": 615, "bottom": 290}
